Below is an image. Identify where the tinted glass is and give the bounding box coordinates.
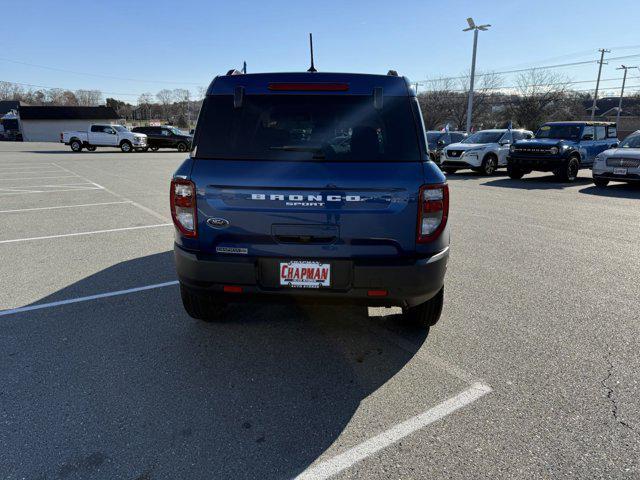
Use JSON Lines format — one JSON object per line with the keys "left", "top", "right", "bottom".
{"left": 595, "top": 125, "right": 606, "bottom": 140}
{"left": 194, "top": 94, "right": 421, "bottom": 161}
{"left": 90, "top": 125, "right": 102, "bottom": 132}
{"left": 536, "top": 124, "right": 581, "bottom": 140}
{"left": 582, "top": 126, "right": 595, "bottom": 139}
{"left": 451, "top": 133, "right": 465, "bottom": 142}
{"left": 620, "top": 134, "right": 640, "bottom": 148}
{"left": 462, "top": 131, "right": 504, "bottom": 144}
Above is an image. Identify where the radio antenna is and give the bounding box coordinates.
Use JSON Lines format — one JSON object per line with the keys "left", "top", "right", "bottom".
{"left": 307, "top": 33, "right": 317, "bottom": 72}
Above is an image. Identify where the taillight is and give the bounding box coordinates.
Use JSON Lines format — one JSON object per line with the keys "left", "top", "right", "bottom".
{"left": 170, "top": 178, "right": 197, "bottom": 238}
{"left": 417, "top": 183, "right": 449, "bottom": 243}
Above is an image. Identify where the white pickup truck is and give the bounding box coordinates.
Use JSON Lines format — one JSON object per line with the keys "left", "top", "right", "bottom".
{"left": 61, "top": 124, "right": 147, "bottom": 153}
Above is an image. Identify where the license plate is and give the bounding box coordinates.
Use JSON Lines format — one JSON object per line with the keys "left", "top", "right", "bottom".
{"left": 279, "top": 261, "right": 330, "bottom": 288}
{"left": 614, "top": 168, "right": 628, "bottom": 175}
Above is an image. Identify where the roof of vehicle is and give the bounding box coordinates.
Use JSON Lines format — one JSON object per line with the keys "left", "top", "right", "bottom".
{"left": 541, "top": 121, "right": 615, "bottom": 126}
{"left": 19, "top": 106, "right": 121, "bottom": 121}
{"left": 207, "top": 72, "right": 413, "bottom": 96}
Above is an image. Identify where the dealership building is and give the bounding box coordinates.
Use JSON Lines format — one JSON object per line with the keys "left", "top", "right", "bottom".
{"left": 18, "top": 106, "right": 122, "bottom": 142}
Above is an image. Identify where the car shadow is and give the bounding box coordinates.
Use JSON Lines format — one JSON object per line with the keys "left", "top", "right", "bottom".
{"left": 580, "top": 183, "right": 640, "bottom": 199}
{"left": 1, "top": 251, "right": 429, "bottom": 480}
{"left": 444, "top": 170, "right": 508, "bottom": 181}
{"left": 482, "top": 175, "right": 593, "bottom": 190}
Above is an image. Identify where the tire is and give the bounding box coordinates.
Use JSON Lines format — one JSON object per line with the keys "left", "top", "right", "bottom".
{"left": 180, "top": 284, "right": 225, "bottom": 322}
{"left": 555, "top": 156, "right": 580, "bottom": 182}
{"left": 70, "top": 139, "right": 83, "bottom": 152}
{"left": 150, "top": 146, "right": 159, "bottom": 152}
{"left": 480, "top": 154, "right": 498, "bottom": 175}
{"left": 120, "top": 140, "right": 133, "bottom": 153}
{"left": 443, "top": 167, "right": 457, "bottom": 175}
{"left": 593, "top": 177, "right": 609, "bottom": 187}
{"left": 507, "top": 163, "right": 525, "bottom": 179}
{"left": 141, "top": 147, "right": 149, "bottom": 152}
{"left": 402, "top": 287, "right": 444, "bottom": 327}
{"left": 86, "top": 145, "right": 97, "bottom": 152}
{"left": 177, "top": 142, "right": 188, "bottom": 152}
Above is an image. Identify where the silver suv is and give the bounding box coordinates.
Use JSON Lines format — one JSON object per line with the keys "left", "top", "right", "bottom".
{"left": 592, "top": 130, "right": 640, "bottom": 187}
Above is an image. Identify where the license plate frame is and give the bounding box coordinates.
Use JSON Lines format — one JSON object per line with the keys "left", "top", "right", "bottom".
{"left": 613, "top": 167, "right": 628, "bottom": 175}
{"left": 279, "top": 261, "right": 331, "bottom": 289}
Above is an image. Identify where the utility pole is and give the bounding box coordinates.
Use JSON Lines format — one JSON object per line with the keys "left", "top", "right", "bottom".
{"left": 615, "top": 65, "right": 637, "bottom": 126}
{"left": 414, "top": 83, "right": 419, "bottom": 95}
{"left": 463, "top": 17, "right": 491, "bottom": 133}
{"left": 590, "top": 48, "right": 610, "bottom": 121}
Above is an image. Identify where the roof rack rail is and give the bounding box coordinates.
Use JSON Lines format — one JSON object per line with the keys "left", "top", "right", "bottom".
{"left": 387, "top": 70, "right": 399, "bottom": 76}
{"left": 226, "top": 69, "right": 244, "bottom": 76}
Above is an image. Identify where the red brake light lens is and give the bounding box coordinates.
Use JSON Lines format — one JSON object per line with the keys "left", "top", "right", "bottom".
{"left": 417, "top": 184, "right": 449, "bottom": 243}
{"left": 267, "top": 83, "right": 349, "bottom": 92}
{"left": 170, "top": 178, "right": 197, "bottom": 238}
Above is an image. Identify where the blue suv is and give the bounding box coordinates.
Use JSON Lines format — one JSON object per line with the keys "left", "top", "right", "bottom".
{"left": 170, "top": 71, "right": 449, "bottom": 326}
{"left": 507, "top": 121, "right": 619, "bottom": 181}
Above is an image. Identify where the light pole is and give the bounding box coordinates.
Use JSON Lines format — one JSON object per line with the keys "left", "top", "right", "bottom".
{"left": 615, "top": 65, "right": 637, "bottom": 127}
{"left": 463, "top": 17, "right": 491, "bottom": 133}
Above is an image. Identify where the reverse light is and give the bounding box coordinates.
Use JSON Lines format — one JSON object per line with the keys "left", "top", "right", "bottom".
{"left": 170, "top": 178, "right": 197, "bottom": 238}
{"left": 417, "top": 184, "right": 449, "bottom": 243}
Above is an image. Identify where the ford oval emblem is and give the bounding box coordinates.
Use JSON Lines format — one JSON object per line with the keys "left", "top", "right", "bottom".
{"left": 206, "top": 217, "right": 230, "bottom": 229}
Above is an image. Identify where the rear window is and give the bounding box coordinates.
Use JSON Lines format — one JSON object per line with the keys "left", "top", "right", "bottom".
{"left": 194, "top": 94, "right": 421, "bottom": 161}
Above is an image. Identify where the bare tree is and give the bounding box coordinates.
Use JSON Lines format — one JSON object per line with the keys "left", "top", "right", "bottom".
{"left": 449, "top": 71, "right": 503, "bottom": 131}
{"left": 156, "top": 89, "right": 174, "bottom": 120}
{"left": 504, "top": 70, "right": 571, "bottom": 129}
{"left": 417, "top": 77, "right": 460, "bottom": 130}
{"left": 75, "top": 89, "right": 103, "bottom": 106}
{"left": 173, "top": 88, "right": 191, "bottom": 126}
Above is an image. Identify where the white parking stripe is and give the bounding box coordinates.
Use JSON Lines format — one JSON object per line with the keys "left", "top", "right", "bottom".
{"left": 0, "top": 281, "right": 179, "bottom": 317}
{"left": 0, "top": 201, "right": 131, "bottom": 214}
{"left": 0, "top": 175, "right": 80, "bottom": 181}
{"left": 0, "top": 170, "right": 67, "bottom": 175}
{"left": 295, "top": 383, "right": 492, "bottom": 480}
{"left": 0, "top": 223, "right": 172, "bottom": 244}
{"left": 0, "top": 187, "right": 103, "bottom": 196}
{"left": 52, "top": 163, "right": 169, "bottom": 222}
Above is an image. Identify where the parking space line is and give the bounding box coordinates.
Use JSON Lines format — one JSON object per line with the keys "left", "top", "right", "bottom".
{"left": 0, "top": 170, "right": 69, "bottom": 176}
{"left": 0, "top": 201, "right": 132, "bottom": 214}
{"left": 52, "top": 163, "right": 170, "bottom": 222}
{"left": 0, "top": 187, "right": 103, "bottom": 196}
{"left": 0, "top": 281, "right": 179, "bottom": 317}
{"left": 295, "top": 382, "right": 492, "bottom": 480}
{"left": 0, "top": 223, "right": 172, "bottom": 244}
{"left": 0, "top": 175, "right": 80, "bottom": 181}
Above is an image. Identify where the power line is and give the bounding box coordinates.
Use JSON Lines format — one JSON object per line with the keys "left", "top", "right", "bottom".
{"left": 0, "top": 57, "right": 202, "bottom": 86}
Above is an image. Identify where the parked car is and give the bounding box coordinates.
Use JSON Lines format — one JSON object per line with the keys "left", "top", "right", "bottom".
{"left": 132, "top": 125, "right": 193, "bottom": 152}
{"left": 507, "top": 121, "right": 619, "bottom": 182}
{"left": 61, "top": 124, "right": 147, "bottom": 152}
{"left": 171, "top": 70, "right": 450, "bottom": 327}
{"left": 441, "top": 128, "right": 533, "bottom": 175}
{"left": 592, "top": 130, "right": 640, "bottom": 187}
{"left": 426, "top": 130, "right": 467, "bottom": 163}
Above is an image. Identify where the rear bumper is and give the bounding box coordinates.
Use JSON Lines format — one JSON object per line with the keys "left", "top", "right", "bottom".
{"left": 174, "top": 244, "right": 449, "bottom": 308}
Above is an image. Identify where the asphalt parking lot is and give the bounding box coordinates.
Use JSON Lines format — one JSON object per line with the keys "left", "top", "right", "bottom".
{"left": 1, "top": 142, "right": 639, "bottom": 480}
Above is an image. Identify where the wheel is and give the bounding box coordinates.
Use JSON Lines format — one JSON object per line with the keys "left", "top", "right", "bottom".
{"left": 120, "top": 140, "right": 133, "bottom": 153}
{"left": 150, "top": 146, "right": 159, "bottom": 152}
{"left": 593, "top": 177, "right": 609, "bottom": 187}
{"left": 402, "top": 287, "right": 444, "bottom": 327}
{"left": 177, "top": 142, "right": 188, "bottom": 152}
{"left": 86, "top": 145, "right": 97, "bottom": 152}
{"left": 141, "top": 147, "right": 149, "bottom": 152}
{"left": 507, "top": 163, "right": 525, "bottom": 179}
{"left": 180, "top": 284, "right": 225, "bottom": 322}
{"left": 480, "top": 154, "right": 498, "bottom": 175}
{"left": 555, "top": 156, "right": 580, "bottom": 182}
{"left": 70, "top": 140, "right": 83, "bottom": 152}
{"left": 443, "top": 167, "right": 457, "bottom": 175}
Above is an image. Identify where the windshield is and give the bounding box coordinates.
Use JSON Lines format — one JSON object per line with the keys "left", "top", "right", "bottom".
{"left": 426, "top": 132, "right": 444, "bottom": 146}
{"left": 462, "top": 131, "right": 503, "bottom": 144}
{"left": 194, "top": 94, "right": 421, "bottom": 161}
{"left": 619, "top": 134, "right": 640, "bottom": 148}
{"left": 113, "top": 125, "right": 128, "bottom": 132}
{"left": 536, "top": 124, "right": 581, "bottom": 140}
{"left": 169, "top": 127, "right": 187, "bottom": 136}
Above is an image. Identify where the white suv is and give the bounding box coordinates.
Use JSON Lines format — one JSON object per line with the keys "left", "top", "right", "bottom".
{"left": 441, "top": 129, "right": 534, "bottom": 175}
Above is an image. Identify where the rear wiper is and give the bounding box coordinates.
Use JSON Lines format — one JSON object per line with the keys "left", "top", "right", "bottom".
{"left": 269, "top": 145, "right": 325, "bottom": 159}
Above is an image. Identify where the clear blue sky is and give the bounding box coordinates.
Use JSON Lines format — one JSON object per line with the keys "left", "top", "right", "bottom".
{"left": 3, "top": 0, "right": 640, "bottom": 102}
